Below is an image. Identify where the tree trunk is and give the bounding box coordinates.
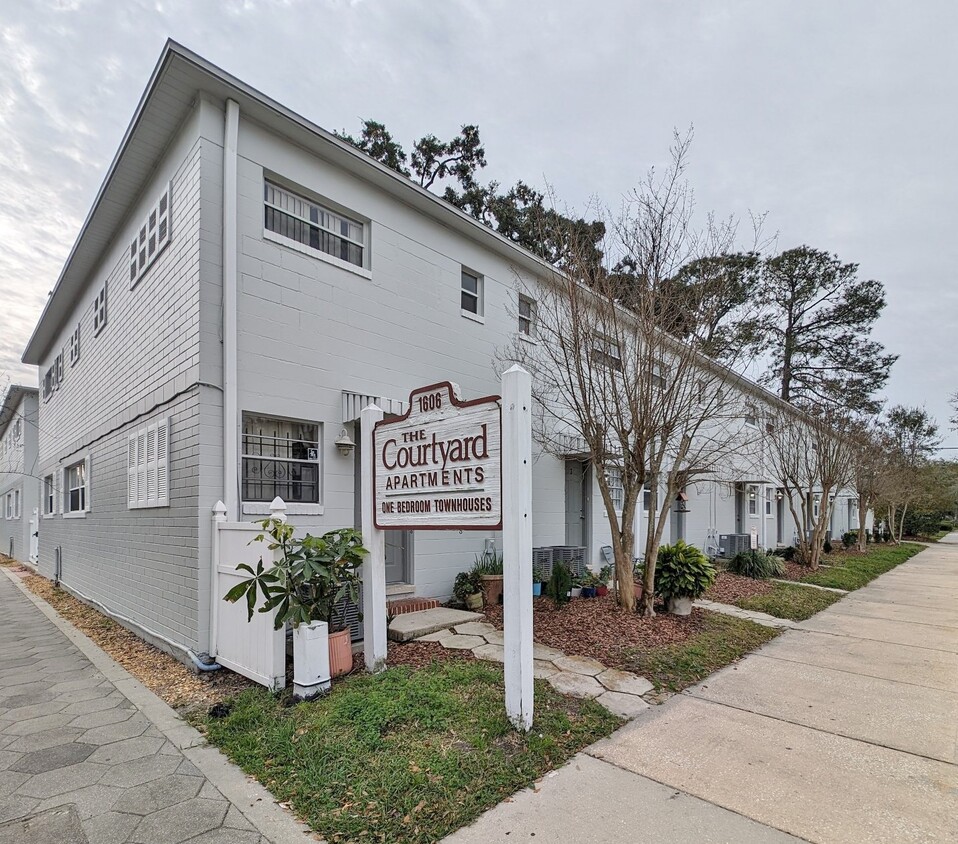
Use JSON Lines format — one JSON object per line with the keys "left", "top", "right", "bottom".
{"left": 857, "top": 501, "right": 868, "bottom": 553}
{"left": 896, "top": 503, "right": 908, "bottom": 544}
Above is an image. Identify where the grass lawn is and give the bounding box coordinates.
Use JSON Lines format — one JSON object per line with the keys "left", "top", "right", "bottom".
{"left": 734, "top": 581, "right": 843, "bottom": 621}
{"left": 196, "top": 659, "right": 619, "bottom": 844}
{"left": 801, "top": 543, "right": 924, "bottom": 591}
{"left": 621, "top": 612, "right": 779, "bottom": 693}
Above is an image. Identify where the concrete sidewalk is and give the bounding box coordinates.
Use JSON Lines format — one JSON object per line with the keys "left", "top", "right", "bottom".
{"left": 446, "top": 539, "right": 958, "bottom": 844}
{"left": 0, "top": 569, "right": 311, "bottom": 844}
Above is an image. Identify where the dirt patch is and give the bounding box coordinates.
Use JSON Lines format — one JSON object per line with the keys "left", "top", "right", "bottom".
{"left": 705, "top": 571, "right": 774, "bottom": 603}
{"left": 483, "top": 595, "right": 709, "bottom": 670}
{"left": 351, "top": 641, "right": 476, "bottom": 672}
{"left": 20, "top": 574, "right": 253, "bottom": 710}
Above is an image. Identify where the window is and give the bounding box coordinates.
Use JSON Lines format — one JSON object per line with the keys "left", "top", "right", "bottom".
{"left": 93, "top": 283, "right": 108, "bottom": 335}
{"left": 4, "top": 493, "right": 11, "bottom": 520}
{"left": 43, "top": 367, "right": 54, "bottom": 401}
{"left": 43, "top": 353, "right": 64, "bottom": 400}
{"left": 130, "top": 182, "right": 172, "bottom": 287}
{"left": 651, "top": 363, "right": 667, "bottom": 389}
{"left": 813, "top": 496, "right": 821, "bottom": 519}
{"left": 518, "top": 295, "right": 535, "bottom": 337}
{"left": 765, "top": 487, "right": 773, "bottom": 516}
{"left": 12, "top": 489, "right": 19, "bottom": 520}
{"left": 460, "top": 268, "right": 483, "bottom": 317}
{"left": 13, "top": 419, "right": 21, "bottom": 442}
{"left": 43, "top": 475, "right": 55, "bottom": 516}
{"left": 592, "top": 336, "right": 622, "bottom": 371}
{"left": 69, "top": 324, "right": 80, "bottom": 367}
{"left": 128, "top": 418, "right": 170, "bottom": 509}
{"left": 747, "top": 484, "right": 758, "bottom": 516}
{"left": 264, "top": 181, "right": 364, "bottom": 268}
{"left": 606, "top": 468, "right": 624, "bottom": 510}
{"left": 242, "top": 415, "right": 321, "bottom": 504}
{"left": 744, "top": 405, "right": 757, "bottom": 427}
{"left": 65, "top": 459, "right": 88, "bottom": 515}
{"left": 642, "top": 487, "right": 652, "bottom": 511}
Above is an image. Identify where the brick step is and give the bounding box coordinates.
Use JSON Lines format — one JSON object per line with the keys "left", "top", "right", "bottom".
{"left": 387, "top": 596, "right": 440, "bottom": 616}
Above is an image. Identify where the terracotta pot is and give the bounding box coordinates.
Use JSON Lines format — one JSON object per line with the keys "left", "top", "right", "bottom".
{"left": 633, "top": 581, "right": 644, "bottom": 601}
{"left": 480, "top": 574, "right": 504, "bottom": 606}
{"left": 465, "top": 592, "right": 484, "bottom": 611}
{"left": 328, "top": 628, "right": 353, "bottom": 677}
{"left": 596, "top": 585, "right": 609, "bottom": 597}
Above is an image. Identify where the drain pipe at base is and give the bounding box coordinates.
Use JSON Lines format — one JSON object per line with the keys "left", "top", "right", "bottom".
{"left": 56, "top": 579, "right": 221, "bottom": 673}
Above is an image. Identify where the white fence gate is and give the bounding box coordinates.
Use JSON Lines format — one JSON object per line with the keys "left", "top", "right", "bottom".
{"left": 211, "top": 501, "right": 286, "bottom": 689}
{"left": 29, "top": 509, "right": 39, "bottom": 565}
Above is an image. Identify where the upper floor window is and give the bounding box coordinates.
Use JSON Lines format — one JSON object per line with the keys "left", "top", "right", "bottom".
{"left": 242, "top": 414, "right": 321, "bottom": 504}
{"left": 765, "top": 487, "right": 773, "bottom": 516}
{"left": 69, "top": 324, "right": 80, "bottom": 367}
{"left": 461, "top": 268, "right": 483, "bottom": 318}
{"left": 744, "top": 405, "right": 757, "bottom": 427}
{"left": 592, "top": 336, "right": 622, "bottom": 371}
{"left": 43, "top": 353, "right": 64, "bottom": 401}
{"left": 747, "top": 484, "right": 759, "bottom": 516}
{"left": 264, "top": 182, "right": 364, "bottom": 268}
{"left": 130, "top": 183, "right": 172, "bottom": 287}
{"left": 93, "top": 283, "right": 108, "bottom": 336}
{"left": 651, "top": 362, "right": 667, "bottom": 389}
{"left": 518, "top": 295, "right": 535, "bottom": 337}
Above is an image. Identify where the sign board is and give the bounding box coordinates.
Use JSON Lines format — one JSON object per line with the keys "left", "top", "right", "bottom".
{"left": 373, "top": 382, "right": 502, "bottom": 530}
{"left": 750, "top": 527, "right": 758, "bottom": 550}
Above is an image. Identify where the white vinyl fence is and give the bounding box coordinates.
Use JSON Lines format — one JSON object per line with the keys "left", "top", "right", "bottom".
{"left": 210, "top": 500, "right": 286, "bottom": 689}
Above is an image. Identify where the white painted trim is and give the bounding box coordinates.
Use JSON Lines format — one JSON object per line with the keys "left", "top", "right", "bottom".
{"left": 361, "top": 403, "right": 387, "bottom": 674}
{"left": 242, "top": 502, "right": 324, "bottom": 516}
{"left": 262, "top": 229, "right": 373, "bottom": 280}
{"left": 461, "top": 310, "right": 486, "bottom": 324}
{"left": 223, "top": 98, "right": 240, "bottom": 520}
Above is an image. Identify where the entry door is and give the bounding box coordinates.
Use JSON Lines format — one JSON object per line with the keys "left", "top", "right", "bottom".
{"left": 734, "top": 485, "right": 744, "bottom": 533}
{"left": 565, "top": 460, "right": 590, "bottom": 547}
{"left": 354, "top": 422, "right": 411, "bottom": 585}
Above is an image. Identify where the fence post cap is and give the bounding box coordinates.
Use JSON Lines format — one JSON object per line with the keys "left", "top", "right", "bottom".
{"left": 269, "top": 497, "right": 288, "bottom": 522}
{"left": 212, "top": 500, "right": 228, "bottom": 521}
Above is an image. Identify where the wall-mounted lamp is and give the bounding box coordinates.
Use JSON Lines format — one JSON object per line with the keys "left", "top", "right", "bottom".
{"left": 775, "top": 490, "right": 784, "bottom": 501}
{"left": 335, "top": 428, "right": 356, "bottom": 457}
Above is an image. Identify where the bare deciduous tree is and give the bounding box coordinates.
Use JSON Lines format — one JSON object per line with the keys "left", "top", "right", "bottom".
{"left": 500, "top": 131, "right": 759, "bottom": 615}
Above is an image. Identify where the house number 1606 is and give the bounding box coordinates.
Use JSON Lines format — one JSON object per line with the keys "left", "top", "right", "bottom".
{"left": 416, "top": 392, "right": 443, "bottom": 412}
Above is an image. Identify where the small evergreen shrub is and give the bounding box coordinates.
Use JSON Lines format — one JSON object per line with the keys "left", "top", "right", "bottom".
{"left": 841, "top": 531, "right": 857, "bottom": 549}
{"left": 772, "top": 546, "right": 796, "bottom": 561}
{"left": 727, "top": 549, "right": 785, "bottom": 580}
{"left": 823, "top": 539, "right": 833, "bottom": 555}
{"left": 547, "top": 562, "right": 572, "bottom": 608}
{"left": 654, "top": 540, "right": 716, "bottom": 600}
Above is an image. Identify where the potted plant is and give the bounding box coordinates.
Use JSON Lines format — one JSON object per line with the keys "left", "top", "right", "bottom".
{"left": 224, "top": 517, "right": 367, "bottom": 697}
{"left": 569, "top": 571, "right": 583, "bottom": 599}
{"left": 473, "top": 551, "right": 504, "bottom": 606}
{"left": 596, "top": 564, "right": 612, "bottom": 597}
{"left": 654, "top": 540, "right": 716, "bottom": 616}
{"left": 453, "top": 570, "right": 484, "bottom": 610}
{"left": 580, "top": 571, "right": 598, "bottom": 598}
{"left": 633, "top": 559, "right": 645, "bottom": 602}
{"left": 532, "top": 564, "right": 544, "bottom": 597}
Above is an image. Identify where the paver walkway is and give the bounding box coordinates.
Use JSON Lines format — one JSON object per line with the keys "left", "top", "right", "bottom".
{"left": 0, "top": 570, "right": 306, "bottom": 844}
{"left": 419, "top": 621, "right": 654, "bottom": 718}
{"left": 446, "top": 538, "right": 958, "bottom": 843}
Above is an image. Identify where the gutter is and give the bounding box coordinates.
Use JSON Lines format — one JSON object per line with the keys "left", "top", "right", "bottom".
{"left": 223, "top": 98, "right": 240, "bottom": 520}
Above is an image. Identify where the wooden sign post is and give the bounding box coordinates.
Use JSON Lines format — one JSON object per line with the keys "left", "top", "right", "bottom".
{"left": 362, "top": 370, "right": 534, "bottom": 731}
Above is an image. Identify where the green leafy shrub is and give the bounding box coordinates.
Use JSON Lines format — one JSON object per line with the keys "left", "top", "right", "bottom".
{"left": 472, "top": 551, "right": 503, "bottom": 575}
{"left": 727, "top": 549, "right": 785, "bottom": 580}
{"left": 654, "top": 540, "right": 716, "bottom": 600}
{"left": 452, "top": 570, "right": 483, "bottom": 604}
{"left": 841, "top": 531, "right": 858, "bottom": 548}
{"left": 823, "top": 539, "right": 833, "bottom": 555}
{"left": 772, "top": 546, "right": 796, "bottom": 561}
{"left": 547, "top": 562, "right": 572, "bottom": 607}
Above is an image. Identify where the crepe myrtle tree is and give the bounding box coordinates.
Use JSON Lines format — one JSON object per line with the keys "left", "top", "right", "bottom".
{"left": 848, "top": 417, "right": 887, "bottom": 552}
{"left": 767, "top": 408, "right": 856, "bottom": 569}
{"left": 499, "top": 131, "right": 760, "bottom": 615}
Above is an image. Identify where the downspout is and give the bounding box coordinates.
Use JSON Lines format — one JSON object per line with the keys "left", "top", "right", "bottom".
{"left": 223, "top": 99, "right": 240, "bottom": 520}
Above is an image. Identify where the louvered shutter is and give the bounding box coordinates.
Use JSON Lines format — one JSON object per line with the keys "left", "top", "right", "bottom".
{"left": 128, "top": 435, "right": 137, "bottom": 507}
{"left": 136, "top": 431, "right": 147, "bottom": 507}
{"left": 156, "top": 419, "right": 169, "bottom": 506}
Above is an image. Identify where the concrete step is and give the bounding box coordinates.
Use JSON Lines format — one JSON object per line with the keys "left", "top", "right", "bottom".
{"left": 387, "top": 607, "right": 484, "bottom": 642}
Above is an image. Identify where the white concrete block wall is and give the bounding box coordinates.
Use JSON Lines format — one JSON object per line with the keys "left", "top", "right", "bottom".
{"left": 0, "top": 392, "right": 40, "bottom": 561}
{"left": 34, "top": 106, "right": 207, "bottom": 653}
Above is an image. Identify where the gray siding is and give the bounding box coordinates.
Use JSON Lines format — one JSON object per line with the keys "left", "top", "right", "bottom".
{"left": 0, "top": 392, "right": 40, "bottom": 561}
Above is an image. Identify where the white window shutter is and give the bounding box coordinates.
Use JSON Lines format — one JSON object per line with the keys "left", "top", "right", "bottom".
{"left": 136, "top": 431, "right": 147, "bottom": 507}
{"left": 156, "top": 418, "right": 169, "bottom": 506}
{"left": 146, "top": 425, "right": 157, "bottom": 503}
{"left": 128, "top": 434, "right": 137, "bottom": 508}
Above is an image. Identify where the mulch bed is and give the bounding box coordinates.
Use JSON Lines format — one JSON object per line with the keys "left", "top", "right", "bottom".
{"left": 483, "top": 595, "right": 709, "bottom": 671}
{"left": 20, "top": 574, "right": 253, "bottom": 711}
{"left": 704, "top": 571, "right": 774, "bottom": 603}
{"left": 388, "top": 641, "right": 476, "bottom": 669}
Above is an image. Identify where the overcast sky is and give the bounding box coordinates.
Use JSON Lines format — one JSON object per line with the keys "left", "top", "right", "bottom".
{"left": 2, "top": 0, "right": 956, "bottom": 446}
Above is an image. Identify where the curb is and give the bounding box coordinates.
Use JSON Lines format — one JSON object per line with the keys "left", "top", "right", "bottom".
{"left": 1, "top": 567, "right": 319, "bottom": 844}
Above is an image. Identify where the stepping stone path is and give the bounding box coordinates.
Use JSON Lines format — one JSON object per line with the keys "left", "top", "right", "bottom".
{"left": 417, "top": 621, "right": 654, "bottom": 719}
